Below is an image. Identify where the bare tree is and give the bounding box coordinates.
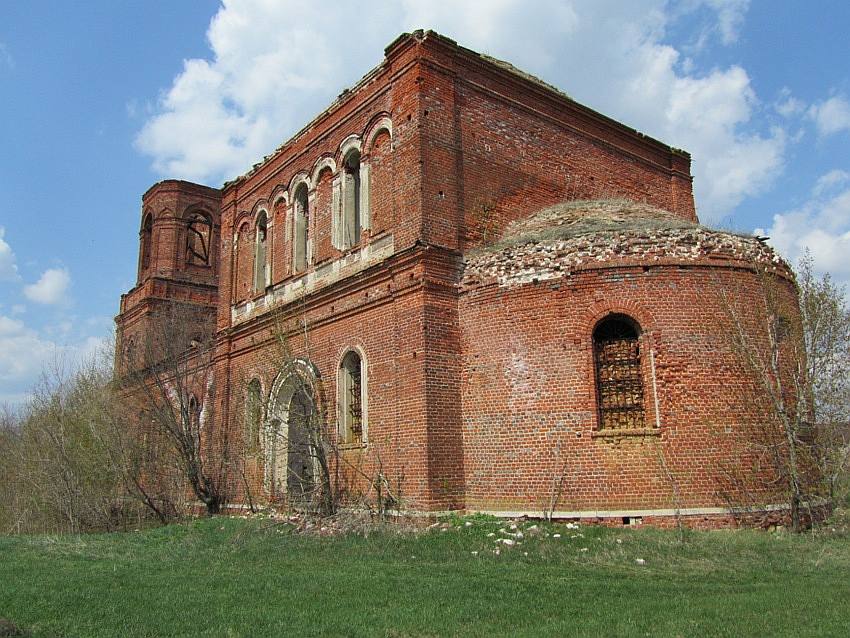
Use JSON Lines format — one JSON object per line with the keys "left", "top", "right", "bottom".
{"left": 717, "top": 257, "right": 830, "bottom": 531}
{"left": 250, "top": 303, "right": 404, "bottom": 519}
{"left": 0, "top": 350, "right": 158, "bottom": 534}
{"left": 797, "top": 251, "right": 850, "bottom": 505}
{"left": 119, "top": 302, "right": 229, "bottom": 516}
{"left": 261, "top": 309, "right": 338, "bottom": 516}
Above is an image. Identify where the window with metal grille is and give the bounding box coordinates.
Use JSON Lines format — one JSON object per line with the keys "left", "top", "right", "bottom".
{"left": 348, "top": 368, "right": 362, "bottom": 435}
{"left": 340, "top": 350, "right": 364, "bottom": 444}
{"left": 593, "top": 316, "right": 646, "bottom": 430}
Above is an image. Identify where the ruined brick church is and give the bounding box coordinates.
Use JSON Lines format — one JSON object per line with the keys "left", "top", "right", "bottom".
{"left": 116, "top": 31, "right": 799, "bottom": 526}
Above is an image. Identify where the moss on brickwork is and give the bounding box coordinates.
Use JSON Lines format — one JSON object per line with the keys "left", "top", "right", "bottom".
{"left": 463, "top": 199, "right": 787, "bottom": 289}
{"left": 471, "top": 199, "right": 700, "bottom": 254}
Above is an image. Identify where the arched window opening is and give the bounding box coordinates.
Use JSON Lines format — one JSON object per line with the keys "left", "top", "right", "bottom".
{"left": 187, "top": 395, "right": 200, "bottom": 432}
{"left": 593, "top": 316, "right": 646, "bottom": 430}
{"left": 294, "top": 183, "right": 309, "bottom": 272}
{"left": 235, "top": 221, "right": 250, "bottom": 300}
{"left": 342, "top": 150, "right": 361, "bottom": 248}
{"left": 122, "top": 337, "right": 136, "bottom": 372}
{"left": 245, "top": 379, "right": 262, "bottom": 454}
{"left": 254, "top": 212, "right": 268, "bottom": 292}
{"left": 186, "top": 212, "right": 212, "bottom": 266}
{"left": 140, "top": 214, "right": 153, "bottom": 272}
{"left": 339, "top": 350, "right": 365, "bottom": 444}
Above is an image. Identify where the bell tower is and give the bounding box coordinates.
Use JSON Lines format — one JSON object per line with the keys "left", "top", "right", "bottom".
{"left": 116, "top": 180, "right": 222, "bottom": 372}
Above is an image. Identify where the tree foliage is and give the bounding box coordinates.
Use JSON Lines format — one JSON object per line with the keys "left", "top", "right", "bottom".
{"left": 797, "top": 251, "right": 850, "bottom": 504}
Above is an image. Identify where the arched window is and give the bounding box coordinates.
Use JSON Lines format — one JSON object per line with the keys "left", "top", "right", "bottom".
{"left": 342, "top": 149, "right": 361, "bottom": 248}
{"left": 122, "top": 337, "right": 136, "bottom": 373}
{"left": 294, "top": 183, "right": 309, "bottom": 272}
{"left": 593, "top": 316, "right": 645, "bottom": 430}
{"left": 187, "top": 395, "right": 200, "bottom": 432}
{"left": 186, "top": 212, "right": 212, "bottom": 266}
{"left": 254, "top": 212, "right": 268, "bottom": 291}
{"left": 140, "top": 214, "right": 153, "bottom": 272}
{"left": 339, "top": 350, "right": 365, "bottom": 444}
{"left": 235, "top": 221, "right": 250, "bottom": 300}
{"left": 245, "top": 379, "right": 262, "bottom": 454}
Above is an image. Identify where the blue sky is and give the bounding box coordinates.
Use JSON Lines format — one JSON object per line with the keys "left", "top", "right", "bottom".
{"left": 1, "top": 0, "right": 849, "bottom": 404}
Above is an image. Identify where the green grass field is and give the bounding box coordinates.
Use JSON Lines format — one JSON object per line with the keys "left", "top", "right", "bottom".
{"left": 2, "top": 513, "right": 849, "bottom": 637}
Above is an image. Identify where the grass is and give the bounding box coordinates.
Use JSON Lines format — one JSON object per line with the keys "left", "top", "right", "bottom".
{"left": 2, "top": 513, "right": 850, "bottom": 637}
{"left": 467, "top": 199, "right": 713, "bottom": 258}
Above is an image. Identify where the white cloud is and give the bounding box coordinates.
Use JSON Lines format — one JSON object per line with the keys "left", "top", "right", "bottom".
{"left": 710, "top": 0, "right": 749, "bottom": 44}
{"left": 0, "top": 226, "right": 19, "bottom": 281}
{"left": 813, "top": 169, "right": 850, "bottom": 198}
{"left": 136, "top": 0, "right": 782, "bottom": 221}
{"left": 775, "top": 87, "right": 805, "bottom": 118}
{"left": 23, "top": 267, "right": 71, "bottom": 305}
{"left": 0, "top": 315, "right": 54, "bottom": 386}
{"left": 0, "top": 314, "right": 107, "bottom": 405}
{"left": 808, "top": 96, "right": 850, "bottom": 137}
{"left": 684, "top": 0, "right": 749, "bottom": 46}
{"left": 757, "top": 171, "right": 850, "bottom": 287}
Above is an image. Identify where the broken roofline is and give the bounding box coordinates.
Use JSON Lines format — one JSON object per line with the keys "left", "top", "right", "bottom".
{"left": 222, "top": 29, "right": 690, "bottom": 191}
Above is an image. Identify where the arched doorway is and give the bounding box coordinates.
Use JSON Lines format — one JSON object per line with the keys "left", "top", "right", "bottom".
{"left": 286, "top": 387, "right": 314, "bottom": 501}
{"left": 265, "top": 360, "right": 321, "bottom": 505}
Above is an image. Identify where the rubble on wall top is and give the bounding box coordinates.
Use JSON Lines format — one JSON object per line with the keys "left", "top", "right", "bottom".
{"left": 462, "top": 199, "right": 789, "bottom": 290}
{"left": 482, "top": 199, "right": 700, "bottom": 252}
{"left": 478, "top": 53, "right": 575, "bottom": 104}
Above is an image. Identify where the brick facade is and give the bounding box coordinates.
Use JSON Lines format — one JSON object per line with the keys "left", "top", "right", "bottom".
{"left": 116, "top": 31, "right": 800, "bottom": 526}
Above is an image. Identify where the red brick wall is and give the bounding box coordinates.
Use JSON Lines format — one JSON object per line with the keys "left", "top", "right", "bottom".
{"left": 313, "top": 167, "right": 335, "bottom": 265}
{"left": 415, "top": 35, "right": 696, "bottom": 253}
{"left": 369, "top": 131, "right": 394, "bottom": 237}
{"left": 117, "top": 32, "right": 804, "bottom": 524}
{"left": 135, "top": 180, "right": 222, "bottom": 284}
{"left": 117, "top": 180, "right": 221, "bottom": 376}
{"left": 233, "top": 221, "right": 252, "bottom": 303}
{"left": 219, "top": 252, "right": 448, "bottom": 509}
{"left": 458, "top": 260, "right": 798, "bottom": 514}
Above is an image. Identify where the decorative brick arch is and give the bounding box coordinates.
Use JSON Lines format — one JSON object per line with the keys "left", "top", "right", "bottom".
{"left": 264, "top": 359, "right": 325, "bottom": 496}
{"left": 181, "top": 202, "right": 215, "bottom": 220}
{"left": 252, "top": 207, "right": 270, "bottom": 291}
{"left": 233, "top": 210, "right": 252, "bottom": 231}
{"left": 139, "top": 211, "right": 154, "bottom": 276}
{"left": 338, "top": 135, "right": 362, "bottom": 164}
{"left": 287, "top": 171, "right": 312, "bottom": 199}
{"left": 362, "top": 114, "right": 393, "bottom": 156}
{"left": 269, "top": 185, "right": 288, "bottom": 209}
{"left": 183, "top": 206, "right": 215, "bottom": 267}
{"left": 311, "top": 156, "right": 337, "bottom": 186}
{"left": 336, "top": 344, "right": 369, "bottom": 445}
{"left": 251, "top": 201, "right": 270, "bottom": 225}
{"left": 582, "top": 300, "right": 660, "bottom": 432}
{"left": 583, "top": 300, "right": 656, "bottom": 338}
